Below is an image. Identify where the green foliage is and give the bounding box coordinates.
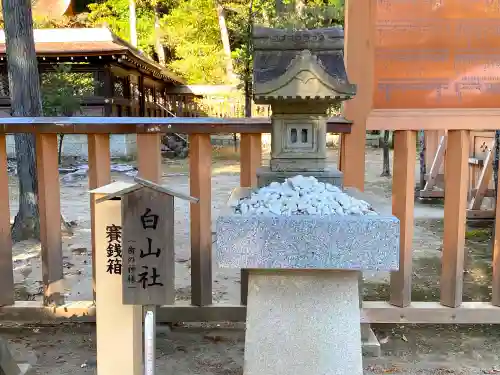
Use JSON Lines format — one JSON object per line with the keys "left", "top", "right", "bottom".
{"left": 87, "top": 0, "right": 164, "bottom": 55}
{"left": 33, "top": 0, "right": 346, "bottom": 85}
{"left": 161, "top": 0, "right": 227, "bottom": 83}
{"left": 32, "top": 14, "right": 90, "bottom": 29}
{"left": 253, "top": 0, "right": 344, "bottom": 29}
{"left": 41, "top": 64, "right": 95, "bottom": 116}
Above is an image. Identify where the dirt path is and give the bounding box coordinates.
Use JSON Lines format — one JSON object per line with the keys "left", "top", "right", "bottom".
{"left": 3, "top": 147, "right": 499, "bottom": 374}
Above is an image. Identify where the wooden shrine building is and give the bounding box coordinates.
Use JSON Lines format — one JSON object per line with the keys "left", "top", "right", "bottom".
{"left": 0, "top": 28, "right": 199, "bottom": 118}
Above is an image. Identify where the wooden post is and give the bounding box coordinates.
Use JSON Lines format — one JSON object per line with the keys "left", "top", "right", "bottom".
{"left": 36, "top": 134, "right": 64, "bottom": 305}
{"left": 138, "top": 75, "right": 146, "bottom": 117}
{"left": 440, "top": 130, "right": 469, "bottom": 308}
{"left": 492, "top": 171, "right": 500, "bottom": 306}
{"left": 103, "top": 66, "right": 114, "bottom": 117}
{"left": 239, "top": 133, "right": 261, "bottom": 305}
{"left": 92, "top": 183, "right": 142, "bottom": 375}
{"left": 190, "top": 134, "right": 212, "bottom": 306}
{"left": 0, "top": 135, "right": 13, "bottom": 306}
{"left": 240, "top": 134, "right": 261, "bottom": 188}
{"left": 137, "top": 134, "right": 162, "bottom": 183}
{"left": 340, "top": 0, "right": 375, "bottom": 190}
{"left": 390, "top": 131, "right": 416, "bottom": 307}
{"left": 88, "top": 134, "right": 111, "bottom": 301}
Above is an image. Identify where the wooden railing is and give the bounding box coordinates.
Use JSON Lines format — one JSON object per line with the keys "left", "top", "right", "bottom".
{"left": 0, "top": 115, "right": 499, "bottom": 324}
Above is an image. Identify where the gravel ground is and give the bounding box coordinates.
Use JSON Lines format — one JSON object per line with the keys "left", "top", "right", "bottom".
{"left": 3, "top": 148, "right": 497, "bottom": 374}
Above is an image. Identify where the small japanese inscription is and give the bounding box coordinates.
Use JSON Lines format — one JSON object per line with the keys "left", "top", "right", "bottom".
{"left": 106, "top": 224, "right": 122, "bottom": 275}
{"left": 122, "top": 188, "right": 174, "bottom": 306}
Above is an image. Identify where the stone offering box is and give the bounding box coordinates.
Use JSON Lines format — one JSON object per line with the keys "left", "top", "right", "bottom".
{"left": 216, "top": 187, "right": 400, "bottom": 271}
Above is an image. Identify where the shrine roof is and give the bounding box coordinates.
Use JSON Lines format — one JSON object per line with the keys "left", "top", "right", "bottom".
{"left": 93, "top": 177, "right": 198, "bottom": 204}
{"left": 0, "top": 28, "right": 185, "bottom": 85}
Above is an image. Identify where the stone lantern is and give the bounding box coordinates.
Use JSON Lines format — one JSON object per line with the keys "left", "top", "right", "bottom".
{"left": 253, "top": 26, "right": 356, "bottom": 187}
{"left": 216, "top": 26, "right": 400, "bottom": 375}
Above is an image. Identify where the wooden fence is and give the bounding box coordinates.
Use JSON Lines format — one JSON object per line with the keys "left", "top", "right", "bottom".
{"left": 0, "top": 115, "right": 499, "bottom": 324}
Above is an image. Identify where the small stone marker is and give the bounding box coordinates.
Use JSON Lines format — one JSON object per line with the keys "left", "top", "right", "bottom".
{"left": 0, "top": 338, "right": 30, "bottom": 375}
{"left": 97, "top": 177, "right": 198, "bottom": 375}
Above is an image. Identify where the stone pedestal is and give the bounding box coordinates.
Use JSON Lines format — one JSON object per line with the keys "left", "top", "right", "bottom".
{"left": 217, "top": 188, "right": 399, "bottom": 374}
{"left": 256, "top": 166, "right": 343, "bottom": 188}
{"left": 245, "top": 271, "right": 362, "bottom": 375}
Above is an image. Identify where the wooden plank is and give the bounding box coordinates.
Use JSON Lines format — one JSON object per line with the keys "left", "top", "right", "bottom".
{"left": 190, "top": 134, "right": 213, "bottom": 306}
{"left": 36, "top": 134, "right": 64, "bottom": 305}
{"left": 137, "top": 133, "right": 162, "bottom": 182}
{"left": 0, "top": 116, "right": 349, "bottom": 135}
{"left": 441, "top": 130, "right": 469, "bottom": 308}
{"left": 390, "top": 131, "right": 416, "bottom": 307}
{"left": 361, "top": 301, "right": 500, "bottom": 324}
{"left": 93, "top": 194, "right": 142, "bottom": 375}
{"left": 0, "top": 135, "right": 13, "bottom": 306}
{"left": 135, "top": 177, "right": 198, "bottom": 202}
{"left": 418, "top": 190, "right": 444, "bottom": 198}
{"left": 366, "top": 108, "right": 500, "bottom": 131}
{"left": 423, "top": 135, "right": 446, "bottom": 192}
{"left": 2, "top": 300, "right": 500, "bottom": 324}
{"left": 468, "top": 143, "right": 494, "bottom": 210}
{"left": 470, "top": 188, "right": 496, "bottom": 198}
{"left": 87, "top": 134, "right": 111, "bottom": 302}
{"left": 122, "top": 189, "right": 175, "bottom": 305}
{"left": 466, "top": 209, "right": 495, "bottom": 220}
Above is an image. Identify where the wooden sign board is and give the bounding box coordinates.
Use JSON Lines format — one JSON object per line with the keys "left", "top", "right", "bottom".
{"left": 374, "top": 0, "right": 500, "bottom": 108}
{"left": 92, "top": 182, "right": 142, "bottom": 375}
{"left": 121, "top": 188, "right": 175, "bottom": 306}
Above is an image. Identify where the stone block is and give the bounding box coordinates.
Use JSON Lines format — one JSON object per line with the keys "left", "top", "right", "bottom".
{"left": 216, "top": 187, "right": 400, "bottom": 271}
{"left": 244, "top": 271, "right": 363, "bottom": 375}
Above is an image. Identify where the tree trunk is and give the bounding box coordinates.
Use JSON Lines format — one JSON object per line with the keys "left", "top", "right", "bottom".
{"left": 2, "top": 0, "right": 43, "bottom": 242}
{"left": 381, "top": 130, "right": 391, "bottom": 177}
{"left": 244, "top": 0, "right": 253, "bottom": 118}
{"left": 215, "top": 1, "right": 235, "bottom": 82}
{"left": 129, "top": 0, "right": 138, "bottom": 47}
{"left": 418, "top": 130, "right": 426, "bottom": 190}
{"left": 58, "top": 134, "right": 64, "bottom": 165}
{"left": 154, "top": 7, "right": 166, "bottom": 65}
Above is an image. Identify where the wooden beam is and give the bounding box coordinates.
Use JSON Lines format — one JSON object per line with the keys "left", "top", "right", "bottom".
{"left": 423, "top": 136, "right": 446, "bottom": 192}
{"left": 492, "top": 179, "right": 500, "bottom": 306}
{"left": 189, "top": 134, "right": 213, "bottom": 306}
{"left": 468, "top": 142, "right": 494, "bottom": 210}
{"left": 440, "top": 130, "right": 469, "bottom": 308}
{"left": 466, "top": 209, "right": 495, "bottom": 220}
{"left": 341, "top": 0, "right": 375, "bottom": 190}
{"left": 418, "top": 190, "right": 445, "bottom": 198}
{"left": 137, "top": 133, "right": 162, "bottom": 183}
{"left": 240, "top": 133, "right": 261, "bottom": 189}
{"left": 367, "top": 108, "right": 500, "bottom": 131}
{"left": 239, "top": 133, "right": 262, "bottom": 305}
{"left": 2, "top": 301, "right": 500, "bottom": 324}
{"left": 36, "top": 134, "right": 64, "bottom": 306}
{"left": 390, "top": 131, "right": 416, "bottom": 307}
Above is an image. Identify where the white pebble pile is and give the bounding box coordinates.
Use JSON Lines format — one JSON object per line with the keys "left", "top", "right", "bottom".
{"left": 231, "top": 175, "right": 378, "bottom": 216}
